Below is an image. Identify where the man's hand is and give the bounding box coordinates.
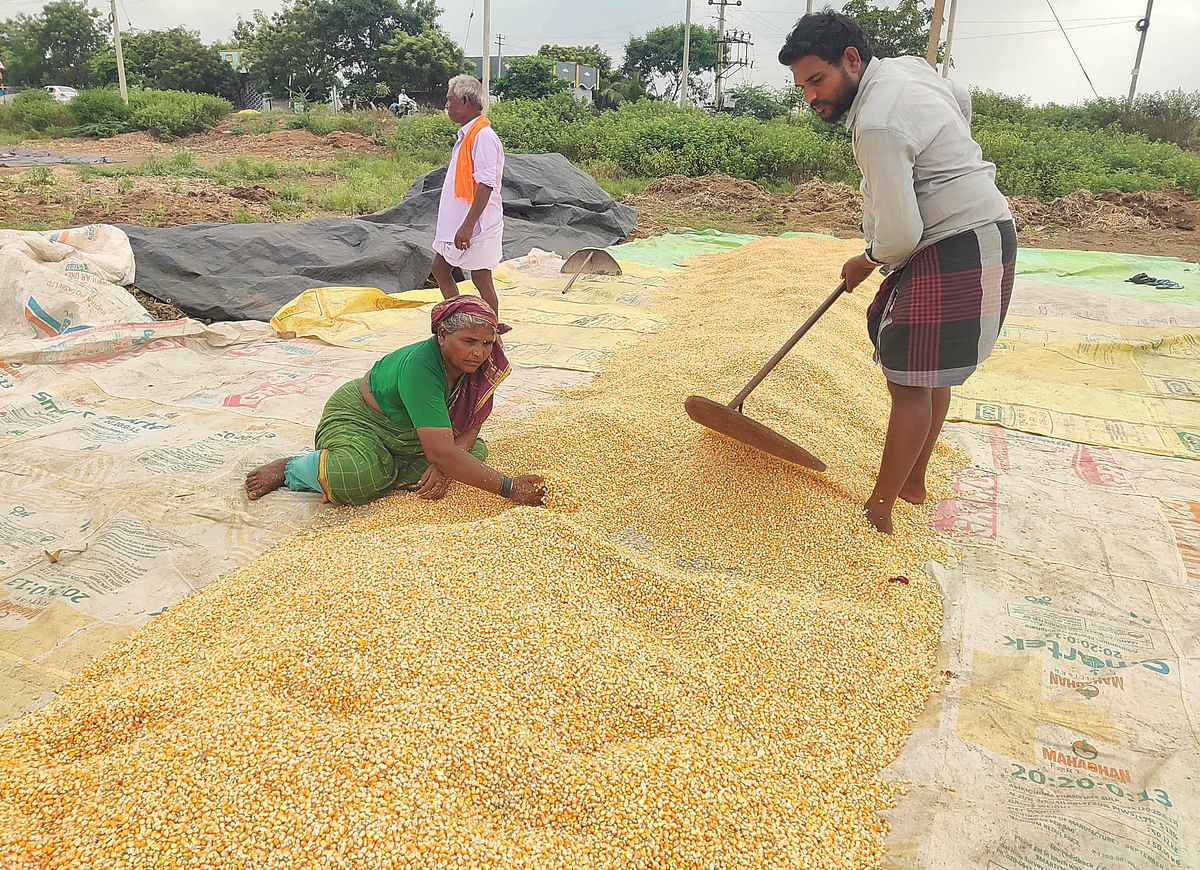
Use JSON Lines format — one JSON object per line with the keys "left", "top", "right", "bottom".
{"left": 840, "top": 253, "right": 877, "bottom": 293}
{"left": 454, "top": 222, "right": 473, "bottom": 251}
{"left": 415, "top": 464, "right": 451, "bottom": 500}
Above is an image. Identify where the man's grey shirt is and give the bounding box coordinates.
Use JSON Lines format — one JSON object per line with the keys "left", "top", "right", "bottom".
{"left": 845, "top": 56, "right": 1011, "bottom": 271}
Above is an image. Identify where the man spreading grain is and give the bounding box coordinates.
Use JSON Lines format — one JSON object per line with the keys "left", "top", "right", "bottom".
{"left": 431, "top": 74, "right": 505, "bottom": 315}
{"left": 779, "top": 11, "right": 1015, "bottom": 534}
{"left": 244, "top": 297, "right": 545, "bottom": 507}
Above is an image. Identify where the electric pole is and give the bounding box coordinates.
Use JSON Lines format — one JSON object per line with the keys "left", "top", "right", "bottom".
{"left": 496, "top": 34, "right": 504, "bottom": 79}
{"left": 806, "top": 0, "right": 813, "bottom": 11}
{"left": 709, "top": 0, "right": 741, "bottom": 110}
{"left": 1127, "top": 0, "right": 1154, "bottom": 104}
{"left": 681, "top": 0, "right": 692, "bottom": 106}
{"left": 925, "top": 0, "right": 946, "bottom": 68}
{"left": 109, "top": 0, "right": 128, "bottom": 104}
{"left": 481, "top": 0, "right": 491, "bottom": 107}
{"left": 941, "top": 0, "right": 958, "bottom": 77}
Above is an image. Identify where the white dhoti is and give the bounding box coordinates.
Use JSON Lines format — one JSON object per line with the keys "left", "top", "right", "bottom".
{"left": 432, "top": 224, "right": 504, "bottom": 272}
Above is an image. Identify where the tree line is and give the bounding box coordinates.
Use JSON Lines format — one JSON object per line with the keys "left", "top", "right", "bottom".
{"left": 1, "top": 0, "right": 937, "bottom": 110}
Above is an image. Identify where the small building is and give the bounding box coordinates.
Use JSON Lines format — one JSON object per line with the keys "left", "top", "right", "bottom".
{"left": 220, "top": 48, "right": 265, "bottom": 111}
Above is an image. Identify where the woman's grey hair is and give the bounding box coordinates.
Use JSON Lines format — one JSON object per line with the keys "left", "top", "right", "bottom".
{"left": 447, "top": 74, "right": 484, "bottom": 108}
{"left": 438, "top": 311, "right": 495, "bottom": 335}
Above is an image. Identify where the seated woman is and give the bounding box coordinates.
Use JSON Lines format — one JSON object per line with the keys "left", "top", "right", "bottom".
{"left": 245, "top": 296, "right": 545, "bottom": 506}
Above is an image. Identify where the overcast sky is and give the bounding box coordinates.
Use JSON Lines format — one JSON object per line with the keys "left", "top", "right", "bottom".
{"left": 8, "top": 0, "right": 1197, "bottom": 105}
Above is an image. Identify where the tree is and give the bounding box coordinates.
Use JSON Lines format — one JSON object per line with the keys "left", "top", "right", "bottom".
{"left": 377, "top": 28, "right": 470, "bottom": 102}
{"left": 492, "top": 56, "right": 568, "bottom": 101}
{"left": 594, "top": 71, "right": 650, "bottom": 109}
{"left": 1, "top": 0, "right": 104, "bottom": 86}
{"left": 537, "top": 44, "right": 613, "bottom": 81}
{"left": 92, "top": 28, "right": 239, "bottom": 99}
{"left": 622, "top": 23, "right": 718, "bottom": 102}
{"left": 726, "top": 84, "right": 788, "bottom": 122}
{"left": 234, "top": 3, "right": 339, "bottom": 102}
{"left": 841, "top": 0, "right": 938, "bottom": 60}
{"left": 233, "top": 0, "right": 461, "bottom": 104}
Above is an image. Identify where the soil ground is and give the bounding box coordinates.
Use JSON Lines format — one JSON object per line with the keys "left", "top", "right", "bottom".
{"left": 3, "top": 129, "right": 1197, "bottom": 323}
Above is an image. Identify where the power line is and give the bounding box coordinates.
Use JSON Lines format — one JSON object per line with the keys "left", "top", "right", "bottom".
{"left": 1044, "top": 0, "right": 1099, "bottom": 98}
{"left": 955, "top": 18, "right": 1131, "bottom": 41}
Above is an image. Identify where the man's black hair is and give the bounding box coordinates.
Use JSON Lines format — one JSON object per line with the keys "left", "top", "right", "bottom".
{"left": 778, "top": 9, "right": 874, "bottom": 67}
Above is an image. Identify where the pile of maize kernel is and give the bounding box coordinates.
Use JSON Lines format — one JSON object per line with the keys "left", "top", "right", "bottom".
{"left": 0, "top": 236, "right": 956, "bottom": 868}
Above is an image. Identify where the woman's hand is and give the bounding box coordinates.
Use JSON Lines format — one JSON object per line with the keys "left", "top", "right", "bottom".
{"left": 509, "top": 474, "right": 546, "bottom": 506}
{"left": 415, "top": 465, "right": 451, "bottom": 500}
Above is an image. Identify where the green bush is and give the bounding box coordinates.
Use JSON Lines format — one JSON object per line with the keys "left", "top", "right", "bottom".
{"left": 69, "top": 89, "right": 132, "bottom": 128}
{"left": 286, "top": 111, "right": 341, "bottom": 136}
{"left": 128, "top": 90, "right": 232, "bottom": 140}
{"left": 974, "top": 116, "right": 1200, "bottom": 197}
{"left": 388, "top": 113, "right": 459, "bottom": 152}
{"left": 0, "top": 89, "right": 75, "bottom": 135}
{"left": 974, "top": 88, "right": 1200, "bottom": 149}
{"left": 386, "top": 93, "right": 1199, "bottom": 200}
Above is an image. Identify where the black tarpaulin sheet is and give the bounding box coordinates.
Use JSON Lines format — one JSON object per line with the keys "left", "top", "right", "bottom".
{"left": 121, "top": 153, "right": 637, "bottom": 322}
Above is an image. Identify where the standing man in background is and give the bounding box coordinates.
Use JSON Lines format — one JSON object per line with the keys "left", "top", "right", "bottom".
{"left": 431, "top": 74, "right": 505, "bottom": 315}
{"left": 780, "top": 11, "right": 1016, "bottom": 534}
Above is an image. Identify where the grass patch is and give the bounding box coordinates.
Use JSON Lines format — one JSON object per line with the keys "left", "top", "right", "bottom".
{"left": 312, "top": 153, "right": 439, "bottom": 215}
{"left": 210, "top": 156, "right": 305, "bottom": 184}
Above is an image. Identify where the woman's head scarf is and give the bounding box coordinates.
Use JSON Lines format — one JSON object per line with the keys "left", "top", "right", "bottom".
{"left": 430, "top": 296, "right": 511, "bottom": 436}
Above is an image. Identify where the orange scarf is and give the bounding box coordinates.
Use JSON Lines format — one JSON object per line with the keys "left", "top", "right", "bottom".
{"left": 453, "top": 115, "right": 491, "bottom": 202}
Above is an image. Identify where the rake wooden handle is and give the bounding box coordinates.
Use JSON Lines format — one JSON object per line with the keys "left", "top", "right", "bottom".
{"left": 560, "top": 251, "right": 595, "bottom": 294}
{"left": 729, "top": 280, "right": 847, "bottom": 410}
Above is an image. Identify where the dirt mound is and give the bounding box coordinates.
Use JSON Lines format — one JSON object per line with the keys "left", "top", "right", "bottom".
{"left": 323, "top": 130, "right": 383, "bottom": 150}
{"left": 779, "top": 179, "right": 863, "bottom": 232}
{"left": 1008, "top": 191, "right": 1153, "bottom": 232}
{"left": 1097, "top": 187, "right": 1197, "bottom": 230}
{"left": 32, "top": 127, "right": 384, "bottom": 167}
{"left": 633, "top": 174, "right": 775, "bottom": 212}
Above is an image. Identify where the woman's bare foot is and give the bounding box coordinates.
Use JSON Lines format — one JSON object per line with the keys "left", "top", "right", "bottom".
{"left": 864, "top": 499, "right": 894, "bottom": 534}
{"left": 245, "top": 458, "right": 289, "bottom": 500}
{"left": 898, "top": 481, "right": 927, "bottom": 505}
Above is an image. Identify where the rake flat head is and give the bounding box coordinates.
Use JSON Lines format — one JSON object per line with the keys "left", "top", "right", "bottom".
{"left": 684, "top": 395, "right": 827, "bottom": 473}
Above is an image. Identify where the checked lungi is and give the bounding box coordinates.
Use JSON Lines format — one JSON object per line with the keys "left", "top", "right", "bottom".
{"left": 284, "top": 380, "right": 489, "bottom": 506}
{"left": 867, "top": 218, "right": 1016, "bottom": 388}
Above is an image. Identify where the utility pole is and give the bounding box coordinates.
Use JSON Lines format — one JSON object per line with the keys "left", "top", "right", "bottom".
{"left": 481, "top": 0, "right": 491, "bottom": 107}
{"left": 681, "top": 0, "right": 692, "bottom": 106}
{"left": 495, "top": 34, "right": 504, "bottom": 76}
{"left": 925, "top": 0, "right": 946, "bottom": 68}
{"left": 1127, "top": 0, "right": 1154, "bottom": 103}
{"left": 709, "top": 0, "right": 741, "bottom": 111}
{"left": 806, "top": 0, "right": 813, "bottom": 11}
{"left": 109, "top": 0, "right": 128, "bottom": 104}
{"left": 940, "top": 0, "right": 958, "bottom": 77}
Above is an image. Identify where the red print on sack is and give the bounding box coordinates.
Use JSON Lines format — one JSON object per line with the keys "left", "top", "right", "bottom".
{"left": 222, "top": 373, "right": 341, "bottom": 409}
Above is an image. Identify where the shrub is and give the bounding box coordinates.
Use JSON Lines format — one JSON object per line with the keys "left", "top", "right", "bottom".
{"left": 0, "top": 89, "right": 75, "bottom": 135}
{"left": 128, "top": 90, "right": 232, "bottom": 140}
{"left": 69, "top": 89, "right": 132, "bottom": 128}
{"left": 388, "top": 113, "right": 459, "bottom": 152}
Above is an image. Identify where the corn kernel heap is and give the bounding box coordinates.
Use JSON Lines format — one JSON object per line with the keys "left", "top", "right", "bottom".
{"left": 0, "top": 237, "right": 956, "bottom": 868}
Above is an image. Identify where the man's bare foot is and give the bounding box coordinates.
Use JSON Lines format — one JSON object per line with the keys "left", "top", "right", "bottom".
{"left": 864, "top": 500, "right": 894, "bottom": 534}
{"left": 898, "top": 482, "right": 927, "bottom": 505}
{"left": 245, "top": 458, "right": 289, "bottom": 500}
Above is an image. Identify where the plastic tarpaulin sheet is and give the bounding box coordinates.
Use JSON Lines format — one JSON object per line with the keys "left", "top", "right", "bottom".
{"left": 948, "top": 275, "right": 1200, "bottom": 460}
{"left": 1016, "top": 248, "right": 1200, "bottom": 306}
{"left": 0, "top": 230, "right": 671, "bottom": 725}
{"left": 883, "top": 423, "right": 1200, "bottom": 870}
{"left": 268, "top": 250, "right": 675, "bottom": 371}
{"left": 885, "top": 269, "right": 1200, "bottom": 869}
{"left": 122, "top": 153, "right": 638, "bottom": 323}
